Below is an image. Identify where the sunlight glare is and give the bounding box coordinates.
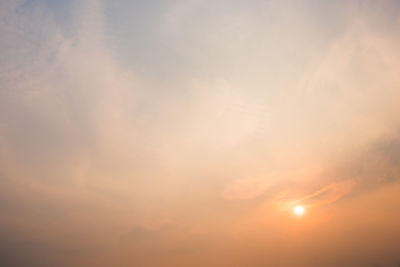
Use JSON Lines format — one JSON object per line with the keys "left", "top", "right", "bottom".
{"left": 293, "top": 205, "right": 305, "bottom": 216}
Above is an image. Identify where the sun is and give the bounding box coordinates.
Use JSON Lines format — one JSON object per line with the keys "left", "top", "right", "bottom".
{"left": 293, "top": 205, "right": 305, "bottom": 216}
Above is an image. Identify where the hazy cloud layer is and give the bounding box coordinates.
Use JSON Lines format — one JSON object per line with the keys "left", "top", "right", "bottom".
{"left": 1, "top": 0, "right": 400, "bottom": 266}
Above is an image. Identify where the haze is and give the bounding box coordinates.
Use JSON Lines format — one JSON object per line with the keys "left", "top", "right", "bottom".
{"left": 1, "top": 1, "right": 400, "bottom": 266}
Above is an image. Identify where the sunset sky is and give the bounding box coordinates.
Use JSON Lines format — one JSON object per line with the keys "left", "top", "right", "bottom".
{"left": 1, "top": 1, "right": 400, "bottom": 266}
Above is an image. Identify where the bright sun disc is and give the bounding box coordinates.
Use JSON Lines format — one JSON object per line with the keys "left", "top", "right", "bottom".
{"left": 293, "top": 205, "right": 305, "bottom": 216}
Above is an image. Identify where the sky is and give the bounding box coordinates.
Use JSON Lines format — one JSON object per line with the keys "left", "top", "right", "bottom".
{"left": 1, "top": 0, "right": 400, "bottom": 266}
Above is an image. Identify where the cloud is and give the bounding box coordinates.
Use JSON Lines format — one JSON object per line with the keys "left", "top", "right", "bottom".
{"left": 222, "top": 176, "right": 273, "bottom": 200}
{"left": 2, "top": 0, "right": 400, "bottom": 266}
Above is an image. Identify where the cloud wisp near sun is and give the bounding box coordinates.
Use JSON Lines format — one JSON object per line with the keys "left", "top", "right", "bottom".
{"left": 1, "top": 0, "right": 400, "bottom": 266}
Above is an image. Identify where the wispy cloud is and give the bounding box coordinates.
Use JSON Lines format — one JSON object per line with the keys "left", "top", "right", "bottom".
{"left": 2, "top": 0, "right": 400, "bottom": 266}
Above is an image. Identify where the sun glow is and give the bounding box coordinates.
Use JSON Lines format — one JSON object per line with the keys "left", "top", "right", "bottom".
{"left": 293, "top": 205, "right": 305, "bottom": 216}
